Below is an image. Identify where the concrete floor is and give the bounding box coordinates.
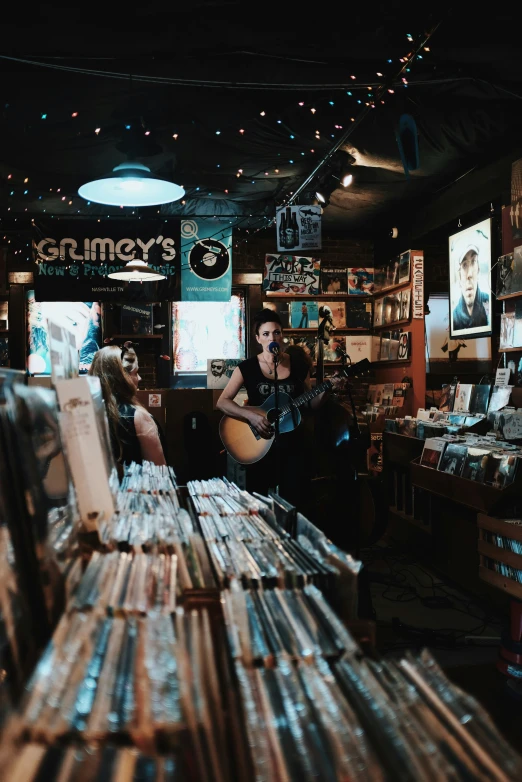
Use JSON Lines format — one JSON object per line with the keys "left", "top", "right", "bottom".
{"left": 361, "top": 539, "right": 522, "bottom": 752}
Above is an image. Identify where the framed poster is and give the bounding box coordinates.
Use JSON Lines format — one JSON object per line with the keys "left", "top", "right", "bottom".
{"left": 276, "top": 205, "right": 321, "bottom": 251}
{"left": 449, "top": 218, "right": 492, "bottom": 339}
{"left": 263, "top": 255, "right": 320, "bottom": 295}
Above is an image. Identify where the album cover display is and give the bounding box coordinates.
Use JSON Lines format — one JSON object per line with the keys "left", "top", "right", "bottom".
{"left": 488, "top": 385, "right": 513, "bottom": 412}
{"left": 514, "top": 301, "right": 522, "bottom": 348}
{"left": 380, "top": 331, "right": 391, "bottom": 361}
{"left": 500, "top": 312, "right": 515, "bottom": 349}
{"left": 439, "top": 443, "right": 467, "bottom": 475}
{"left": 290, "top": 300, "right": 319, "bottom": 328}
{"left": 283, "top": 332, "right": 316, "bottom": 361}
{"left": 496, "top": 253, "right": 515, "bottom": 298}
{"left": 320, "top": 267, "right": 348, "bottom": 294}
{"left": 420, "top": 437, "right": 447, "bottom": 468}
{"left": 323, "top": 335, "right": 346, "bottom": 362}
{"left": 383, "top": 293, "right": 401, "bottom": 324}
{"left": 461, "top": 447, "right": 489, "bottom": 482}
{"left": 397, "top": 331, "right": 411, "bottom": 360}
{"left": 469, "top": 384, "right": 491, "bottom": 415}
{"left": 439, "top": 383, "right": 456, "bottom": 412}
{"left": 398, "top": 250, "right": 411, "bottom": 284}
{"left": 120, "top": 303, "right": 153, "bottom": 335}
{"left": 400, "top": 288, "right": 411, "bottom": 320}
{"left": 348, "top": 267, "right": 374, "bottom": 294}
{"left": 389, "top": 330, "right": 400, "bottom": 360}
{"left": 318, "top": 300, "right": 346, "bottom": 328}
{"left": 373, "top": 298, "right": 384, "bottom": 327}
{"left": 346, "top": 299, "right": 372, "bottom": 329}
{"left": 453, "top": 383, "right": 474, "bottom": 412}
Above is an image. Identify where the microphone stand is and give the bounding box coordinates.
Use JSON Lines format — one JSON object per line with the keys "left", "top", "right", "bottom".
{"left": 272, "top": 348, "right": 281, "bottom": 496}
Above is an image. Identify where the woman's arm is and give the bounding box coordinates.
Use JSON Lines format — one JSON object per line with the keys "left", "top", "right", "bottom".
{"left": 217, "top": 366, "right": 273, "bottom": 439}
{"left": 307, "top": 372, "right": 345, "bottom": 410}
{"left": 134, "top": 407, "right": 167, "bottom": 466}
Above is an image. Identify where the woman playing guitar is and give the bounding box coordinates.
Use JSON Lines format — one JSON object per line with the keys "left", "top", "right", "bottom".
{"left": 217, "top": 308, "right": 344, "bottom": 508}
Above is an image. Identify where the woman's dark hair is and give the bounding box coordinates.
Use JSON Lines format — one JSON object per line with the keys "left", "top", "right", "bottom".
{"left": 253, "top": 308, "right": 283, "bottom": 334}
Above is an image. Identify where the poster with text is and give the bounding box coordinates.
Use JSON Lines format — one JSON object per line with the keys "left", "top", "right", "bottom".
{"left": 180, "top": 219, "right": 232, "bottom": 302}
{"left": 263, "top": 254, "right": 320, "bottom": 295}
{"left": 449, "top": 218, "right": 492, "bottom": 339}
{"left": 276, "top": 205, "right": 321, "bottom": 251}
{"left": 32, "top": 218, "right": 178, "bottom": 301}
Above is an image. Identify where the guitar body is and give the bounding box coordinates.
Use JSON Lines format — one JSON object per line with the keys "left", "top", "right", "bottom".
{"left": 219, "top": 391, "right": 301, "bottom": 464}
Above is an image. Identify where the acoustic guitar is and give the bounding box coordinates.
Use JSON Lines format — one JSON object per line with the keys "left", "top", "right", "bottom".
{"left": 219, "top": 358, "right": 371, "bottom": 464}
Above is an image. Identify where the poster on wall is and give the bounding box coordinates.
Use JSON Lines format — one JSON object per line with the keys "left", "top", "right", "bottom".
{"left": 180, "top": 219, "right": 232, "bottom": 302}
{"left": 26, "top": 290, "right": 102, "bottom": 374}
{"left": 32, "top": 219, "right": 178, "bottom": 301}
{"left": 263, "top": 254, "right": 320, "bottom": 295}
{"left": 276, "top": 205, "right": 321, "bottom": 251}
{"left": 206, "top": 358, "right": 242, "bottom": 389}
{"left": 448, "top": 218, "right": 492, "bottom": 339}
{"left": 425, "top": 294, "right": 491, "bottom": 367}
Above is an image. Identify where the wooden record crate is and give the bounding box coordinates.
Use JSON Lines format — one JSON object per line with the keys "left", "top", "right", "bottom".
{"left": 477, "top": 513, "right": 522, "bottom": 600}
{"left": 410, "top": 457, "right": 522, "bottom": 515}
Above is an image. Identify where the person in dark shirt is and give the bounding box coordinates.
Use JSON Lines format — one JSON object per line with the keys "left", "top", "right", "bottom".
{"left": 217, "top": 309, "right": 342, "bottom": 506}
{"left": 452, "top": 244, "right": 489, "bottom": 332}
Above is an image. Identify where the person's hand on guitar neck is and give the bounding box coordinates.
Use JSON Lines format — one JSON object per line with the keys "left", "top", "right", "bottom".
{"left": 244, "top": 407, "right": 274, "bottom": 439}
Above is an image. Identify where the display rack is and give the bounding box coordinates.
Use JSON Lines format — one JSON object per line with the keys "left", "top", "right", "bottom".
{"left": 410, "top": 456, "right": 522, "bottom": 514}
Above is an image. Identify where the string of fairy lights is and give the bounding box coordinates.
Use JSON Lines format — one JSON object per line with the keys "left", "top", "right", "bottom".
{"left": 0, "top": 28, "right": 441, "bottom": 261}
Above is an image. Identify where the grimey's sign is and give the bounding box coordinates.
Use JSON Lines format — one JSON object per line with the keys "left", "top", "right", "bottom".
{"left": 32, "top": 219, "right": 180, "bottom": 301}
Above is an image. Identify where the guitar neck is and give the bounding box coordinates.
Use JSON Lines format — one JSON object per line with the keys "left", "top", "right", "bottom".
{"left": 277, "top": 380, "right": 332, "bottom": 418}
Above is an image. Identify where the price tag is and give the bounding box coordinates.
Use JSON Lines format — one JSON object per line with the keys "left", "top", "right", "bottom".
{"left": 495, "top": 368, "right": 511, "bottom": 387}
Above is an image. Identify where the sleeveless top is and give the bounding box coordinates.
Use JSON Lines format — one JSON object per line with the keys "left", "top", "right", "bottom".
{"left": 112, "top": 402, "right": 167, "bottom": 465}
{"left": 237, "top": 355, "right": 308, "bottom": 407}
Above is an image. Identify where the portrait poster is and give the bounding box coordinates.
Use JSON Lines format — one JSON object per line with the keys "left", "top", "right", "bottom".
{"left": 263, "top": 255, "right": 320, "bottom": 295}
{"left": 320, "top": 300, "right": 346, "bottom": 328}
{"left": 448, "top": 218, "right": 492, "bottom": 339}
{"left": 276, "top": 205, "right": 321, "bottom": 252}
{"left": 321, "top": 267, "right": 348, "bottom": 295}
{"left": 180, "top": 219, "right": 232, "bottom": 302}
{"left": 206, "top": 358, "right": 242, "bottom": 389}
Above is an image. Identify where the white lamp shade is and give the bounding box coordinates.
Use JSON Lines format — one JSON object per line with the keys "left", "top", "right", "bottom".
{"left": 78, "top": 161, "right": 185, "bottom": 207}
{"left": 108, "top": 259, "right": 166, "bottom": 281}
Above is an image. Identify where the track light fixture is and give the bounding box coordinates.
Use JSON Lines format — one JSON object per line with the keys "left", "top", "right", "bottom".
{"left": 314, "top": 151, "right": 355, "bottom": 207}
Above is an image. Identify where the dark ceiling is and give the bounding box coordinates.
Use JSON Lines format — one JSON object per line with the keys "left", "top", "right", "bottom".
{"left": 1, "top": 3, "right": 522, "bottom": 240}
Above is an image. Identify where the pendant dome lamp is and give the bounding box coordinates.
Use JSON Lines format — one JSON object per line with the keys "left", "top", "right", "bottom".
{"left": 78, "top": 160, "right": 185, "bottom": 207}
{"left": 108, "top": 257, "right": 166, "bottom": 282}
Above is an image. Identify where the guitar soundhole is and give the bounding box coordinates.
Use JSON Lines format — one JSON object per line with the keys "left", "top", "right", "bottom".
{"left": 266, "top": 409, "right": 277, "bottom": 424}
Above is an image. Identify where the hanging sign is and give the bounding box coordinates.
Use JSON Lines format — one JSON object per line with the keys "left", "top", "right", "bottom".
{"left": 411, "top": 250, "right": 424, "bottom": 319}
{"left": 32, "top": 219, "right": 179, "bottom": 301}
{"left": 263, "top": 254, "right": 321, "bottom": 295}
{"left": 180, "top": 219, "right": 232, "bottom": 302}
{"left": 276, "top": 205, "right": 322, "bottom": 251}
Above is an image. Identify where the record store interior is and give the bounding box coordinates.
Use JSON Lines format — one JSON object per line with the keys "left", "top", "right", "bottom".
{"left": 4, "top": 4, "right": 522, "bottom": 780}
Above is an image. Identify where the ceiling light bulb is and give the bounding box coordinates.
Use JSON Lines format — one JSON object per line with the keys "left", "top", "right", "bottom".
{"left": 315, "top": 191, "right": 326, "bottom": 204}
{"left": 341, "top": 173, "right": 353, "bottom": 187}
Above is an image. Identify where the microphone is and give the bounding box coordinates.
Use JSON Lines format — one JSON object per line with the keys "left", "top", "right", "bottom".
{"left": 268, "top": 341, "right": 280, "bottom": 356}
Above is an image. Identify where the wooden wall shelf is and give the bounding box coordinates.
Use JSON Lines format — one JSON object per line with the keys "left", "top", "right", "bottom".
{"left": 372, "top": 280, "right": 411, "bottom": 297}
{"left": 373, "top": 319, "right": 410, "bottom": 330}
{"left": 498, "top": 346, "right": 522, "bottom": 352}
{"left": 372, "top": 359, "right": 412, "bottom": 366}
{"left": 497, "top": 290, "right": 522, "bottom": 301}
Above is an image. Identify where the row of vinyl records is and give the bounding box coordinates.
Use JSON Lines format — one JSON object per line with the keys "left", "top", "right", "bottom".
{"left": 0, "top": 465, "right": 520, "bottom": 781}
{"left": 420, "top": 432, "right": 521, "bottom": 487}
{"left": 0, "top": 374, "right": 521, "bottom": 778}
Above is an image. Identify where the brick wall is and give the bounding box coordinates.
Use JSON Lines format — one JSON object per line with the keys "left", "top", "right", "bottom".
{"left": 233, "top": 230, "right": 374, "bottom": 270}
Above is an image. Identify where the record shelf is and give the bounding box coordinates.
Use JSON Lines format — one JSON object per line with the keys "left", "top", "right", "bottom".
{"left": 0, "top": 374, "right": 521, "bottom": 780}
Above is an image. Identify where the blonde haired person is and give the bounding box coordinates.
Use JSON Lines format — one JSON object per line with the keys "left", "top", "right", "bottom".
{"left": 89, "top": 345, "right": 166, "bottom": 467}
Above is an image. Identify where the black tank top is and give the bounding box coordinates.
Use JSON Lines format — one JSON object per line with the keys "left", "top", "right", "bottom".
{"left": 237, "top": 355, "right": 307, "bottom": 407}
